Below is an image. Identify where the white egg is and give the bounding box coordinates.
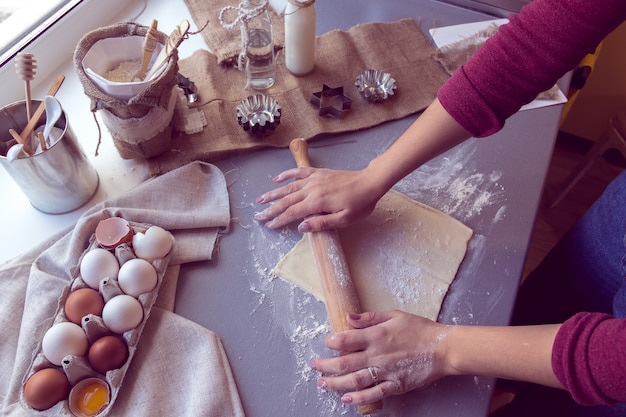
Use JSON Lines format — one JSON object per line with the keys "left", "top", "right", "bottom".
{"left": 42, "top": 322, "right": 89, "bottom": 366}
{"left": 132, "top": 226, "right": 172, "bottom": 261}
{"left": 102, "top": 295, "right": 144, "bottom": 334}
{"left": 80, "top": 248, "right": 119, "bottom": 290}
{"left": 118, "top": 258, "right": 158, "bottom": 297}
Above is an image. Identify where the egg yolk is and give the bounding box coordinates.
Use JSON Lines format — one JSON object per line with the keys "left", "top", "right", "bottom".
{"left": 76, "top": 382, "right": 109, "bottom": 416}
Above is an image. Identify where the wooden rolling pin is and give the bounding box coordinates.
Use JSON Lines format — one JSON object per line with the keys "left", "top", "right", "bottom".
{"left": 289, "top": 138, "right": 383, "bottom": 416}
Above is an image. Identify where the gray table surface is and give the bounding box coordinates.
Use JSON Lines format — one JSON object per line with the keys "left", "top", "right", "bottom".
{"left": 174, "top": 1, "right": 564, "bottom": 416}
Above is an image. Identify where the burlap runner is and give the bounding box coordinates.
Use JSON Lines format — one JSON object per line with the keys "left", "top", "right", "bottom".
{"left": 147, "top": 18, "right": 449, "bottom": 176}
{"left": 149, "top": 19, "right": 448, "bottom": 175}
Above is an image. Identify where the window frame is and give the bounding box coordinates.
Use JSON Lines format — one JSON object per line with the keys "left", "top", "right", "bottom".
{"left": 0, "top": 0, "right": 134, "bottom": 105}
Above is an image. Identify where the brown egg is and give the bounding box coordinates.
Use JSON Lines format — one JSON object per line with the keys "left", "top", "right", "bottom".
{"left": 88, "top": 335, "right": 129, "bottom": 374}
{"left": 64, "top": 288, "right": 105, "bottom": 325}
{"left": 23, "top": 368, "right": 70, "bottom": 411}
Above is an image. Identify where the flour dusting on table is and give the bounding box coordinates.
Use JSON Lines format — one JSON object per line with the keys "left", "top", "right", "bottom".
{"left": 395, "top": 140, "right": 506, "bottom": 224}
{"left": 245, "top": 220, "right": 351, "bottom": 415}
{"left": 236, "top": 138, "right": 503, "bottom": 414}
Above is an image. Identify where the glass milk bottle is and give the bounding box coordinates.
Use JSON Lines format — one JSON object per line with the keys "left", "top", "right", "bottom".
{"left": 284, "top": 0, "right": 316, "bottom": 75}
{"left": 242, "top": 0, "right": 276, "bottom": 89}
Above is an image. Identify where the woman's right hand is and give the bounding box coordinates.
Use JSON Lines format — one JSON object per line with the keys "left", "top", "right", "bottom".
{"left": 254, "top": 166, "right": 386, "bottom": 233}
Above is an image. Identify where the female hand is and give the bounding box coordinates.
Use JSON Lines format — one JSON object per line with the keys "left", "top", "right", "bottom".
{"left": 254, "top": 98, "right": 473, "bottom": 233}
{"left": 254, "top": 166, "right": 386, "bottom": 232}
{"left": 311, "top": 310, "right": 452, "bottom": 406}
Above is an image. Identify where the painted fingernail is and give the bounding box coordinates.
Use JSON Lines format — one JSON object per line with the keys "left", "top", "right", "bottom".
{"left": 348, "top": 313, "right": 361, "bottom": 320}
{"left": 298, "top": 222, "right": 312, "bottom": 233}
{"left": 316, "top": 379, "right": 327, "bottom": 389}
{"left": 309, "top": 360, "right": 317, "bottom": 370}
{"left": 273, "top": 174, "right": 282, "bottom": 182}
{"left": 341, "top": 394, "right": 353, "bottom": 404}
{"left": 256, "top": 195, "right": 266, "bottom": 203}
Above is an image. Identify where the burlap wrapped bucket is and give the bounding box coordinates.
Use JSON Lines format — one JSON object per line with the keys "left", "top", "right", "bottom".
{"left": 74, "top": 22, "right": 179, "bottom": 159}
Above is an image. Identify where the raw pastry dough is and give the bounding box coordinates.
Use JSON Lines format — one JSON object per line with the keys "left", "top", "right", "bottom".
{"left": 273, "top": 190, "right": 473, "bottom": 321}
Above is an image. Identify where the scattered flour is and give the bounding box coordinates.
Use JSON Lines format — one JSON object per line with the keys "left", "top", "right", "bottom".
{"left": 395, "top": 140, "right": 506, "bottom": 224}
{"left": 230, "top": 137, "right": 506, "bottom": 414}
{"left": 241, "top": 200, "right": 351, "bottom": 414}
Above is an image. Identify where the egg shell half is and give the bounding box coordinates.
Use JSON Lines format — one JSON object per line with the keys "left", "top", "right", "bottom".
{"left": 132, "top": 226, "right": 172, "bottom": 261}
{"left": 95, "top": 217, "right": 133, "bottom": 250}
{"left": 68, "top": 377, "right": 110, "bottom": 417}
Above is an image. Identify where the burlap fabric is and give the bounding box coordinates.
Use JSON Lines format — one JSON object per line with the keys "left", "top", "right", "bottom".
{"left": 147, "top": 18, "right": 450, "bottom": 176}
{"left": 74, "top": 22, "right": 179, "bottom": 160}
{"left": 185, "top": 0, "right": 285, "bottom": 66}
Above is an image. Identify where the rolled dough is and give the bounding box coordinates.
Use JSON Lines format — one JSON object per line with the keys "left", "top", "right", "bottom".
{"left": 272, "top": 190, "right": 473, "bottom": 321}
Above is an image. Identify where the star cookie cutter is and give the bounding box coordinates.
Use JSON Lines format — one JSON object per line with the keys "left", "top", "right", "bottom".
{"left": 310, "top": 84, "right": 352, "bottom": 118}
{"left": 236, "top": 94, "right": 282, "bottom": 138}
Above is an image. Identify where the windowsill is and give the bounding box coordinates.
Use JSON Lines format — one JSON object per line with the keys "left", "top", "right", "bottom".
{"left": 0, "top": 0, "right": 210, "bottom": 262}
{"left": 0, "top": 0, "right": 141, "bottom": 104}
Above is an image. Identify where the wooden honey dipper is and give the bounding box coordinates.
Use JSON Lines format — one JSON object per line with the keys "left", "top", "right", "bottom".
{"left": 14, "top": 52, "right": 37, "bottom": 148}
{"left": 289, "top": 138, "right": 384, "bottom": 415}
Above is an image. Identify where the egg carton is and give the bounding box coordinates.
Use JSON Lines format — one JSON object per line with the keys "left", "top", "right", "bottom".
{"left": 20, "top": 219, "right": 175, "bottom": 416}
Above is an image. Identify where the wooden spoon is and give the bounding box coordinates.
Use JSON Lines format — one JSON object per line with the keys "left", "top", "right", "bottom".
{"left": 134, "top": 19, "right": 159, "bottom": 81}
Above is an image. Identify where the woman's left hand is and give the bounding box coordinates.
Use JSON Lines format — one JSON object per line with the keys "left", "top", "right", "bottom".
{"left": 310, "top": 310, "right": 451, "bottom": 406}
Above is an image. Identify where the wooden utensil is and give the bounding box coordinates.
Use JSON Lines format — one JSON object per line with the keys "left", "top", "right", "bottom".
{"left": 15, "top": 52, "right": 37, "bottom": 148}
{"left": 143, "top": 19, "right": 190, "bottom": 80}
{"left": 8, "top": 128, "right": 31, "bottom": 156}
{"left": 18, "top": 74, "right": 65, "bottom": 143}
{"left": 134, "top": 19, "right": 159, "bottom": 81}
{"left": 289, "top": 138, "right": 383, "bottom": 415}
{"left": 37, "top": 131, "right": 47, "bottom": 152}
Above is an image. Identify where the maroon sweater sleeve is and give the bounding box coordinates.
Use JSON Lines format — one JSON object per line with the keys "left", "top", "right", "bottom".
{"left": 552, "top": 312, "right": 626, "bottom": 405}
{"left": 437, "top": 0, "right": 626, "bottom": 137}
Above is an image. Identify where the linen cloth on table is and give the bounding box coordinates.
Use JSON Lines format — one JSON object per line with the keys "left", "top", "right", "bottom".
{"left": 0, "top": 161, "right": 244, "bottom": 417}
{"left": 147, "top": 18, "right": 450, "bottom": 175}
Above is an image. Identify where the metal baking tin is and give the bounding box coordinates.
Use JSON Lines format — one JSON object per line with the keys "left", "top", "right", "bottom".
{"left": 354, "top": 69, "right": 397, "bottom": 103}
{"left": 236, "top": 94, "right": 282, "bottom": 137}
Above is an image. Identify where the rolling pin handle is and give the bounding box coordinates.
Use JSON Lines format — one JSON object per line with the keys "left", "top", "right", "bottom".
{"left": 289, "top": 138, "right": 311, "bottom": 168}
{"left": 358, "top": 402, "right": 384, "bottom": 415}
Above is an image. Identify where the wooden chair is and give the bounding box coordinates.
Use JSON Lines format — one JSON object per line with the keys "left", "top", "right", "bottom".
{"left": 560, "top": 43, "right": 603, "bottom": 124}
{"left": 549, "top": 110, "right": 626, "bottom": 208}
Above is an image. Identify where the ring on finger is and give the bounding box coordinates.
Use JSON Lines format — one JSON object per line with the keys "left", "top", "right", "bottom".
{"left": 367, "top": 366, "right": 379, "bottom": 382}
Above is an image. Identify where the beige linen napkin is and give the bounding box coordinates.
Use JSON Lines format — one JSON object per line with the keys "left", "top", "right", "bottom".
{"left": 0, "top": 162, "right": 244, "bottom": 416}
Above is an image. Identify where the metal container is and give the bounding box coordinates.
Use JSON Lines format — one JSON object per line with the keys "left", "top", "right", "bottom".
{"left": 0, "top": 100, "right": 99, "bottom": 214}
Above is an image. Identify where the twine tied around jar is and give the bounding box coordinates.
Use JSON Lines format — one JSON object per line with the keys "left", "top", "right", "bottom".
{"left": 219, "top": 0, "right": 270, "bottom": 73}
